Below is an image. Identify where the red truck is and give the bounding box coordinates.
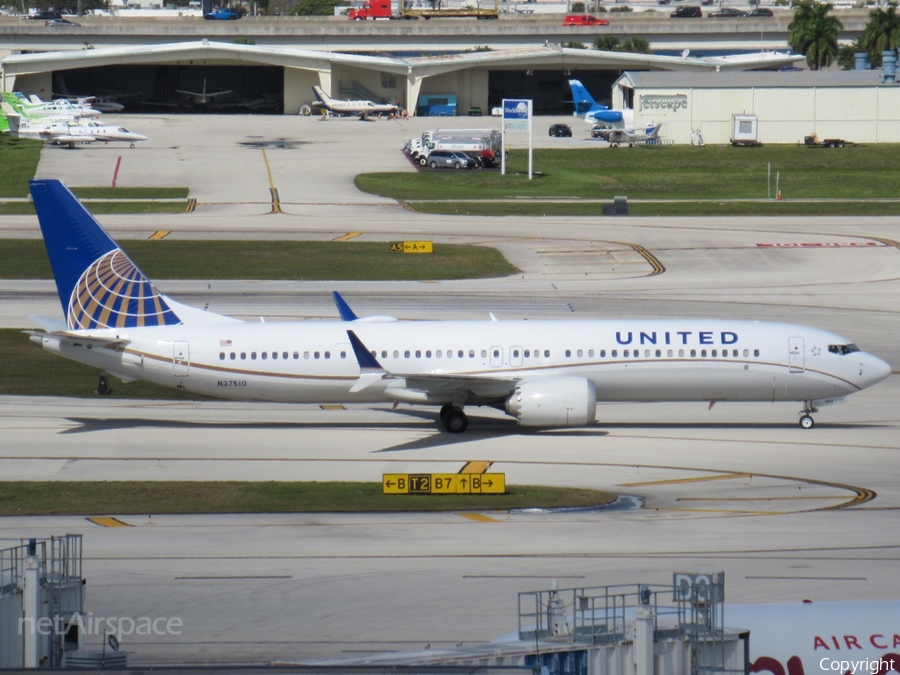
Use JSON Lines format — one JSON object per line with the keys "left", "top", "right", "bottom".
{"left": 348, "top": 0, "right": 499, "bottom": 19}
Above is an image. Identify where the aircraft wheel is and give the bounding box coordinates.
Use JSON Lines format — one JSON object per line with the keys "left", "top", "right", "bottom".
{"left": 439, "top": 403, "right": 453, "bottom": 424}
{"left": 444, "top": 409, "right": 468, "bottom": 433}
{"left": 129, "top": 143, "right": 135, "bottom": 149}
{"left": 799, "top": 415, "right": 814, "bottom": 429}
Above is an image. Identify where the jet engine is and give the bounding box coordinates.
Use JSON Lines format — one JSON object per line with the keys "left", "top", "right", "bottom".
{"left": 505, "top": 377, "right": 597, "bottom": 427}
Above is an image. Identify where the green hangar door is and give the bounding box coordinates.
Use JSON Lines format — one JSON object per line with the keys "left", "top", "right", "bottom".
{"left": 54, "top": 65, "right": 284, "bottom": 114}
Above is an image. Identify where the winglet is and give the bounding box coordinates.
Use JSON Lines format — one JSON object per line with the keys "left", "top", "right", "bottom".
{"left": 347, "top": 330, "right": 383, "bottom": 371}
{"left": 333, "top": 291, "right": 359, "bottom": 322}
{"left": 346, "top": 330, "right": 385, "bottom": 393}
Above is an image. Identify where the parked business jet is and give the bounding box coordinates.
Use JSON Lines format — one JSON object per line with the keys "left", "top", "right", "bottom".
{"left": 311, "top": 86, "right": 399, "bottom": 120}
{"left": 27, "top": 180, "right": 891, "bottom": 433}
{"left": 568, "top": 79, "right": 633, "bottom": 127}
{"left": 5, "top": 112, "right": 148, "bottom": 148}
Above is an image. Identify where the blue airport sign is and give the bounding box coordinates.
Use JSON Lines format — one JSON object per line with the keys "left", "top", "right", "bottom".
{"left": 503, "top": 99, "right": 531, "bottom": 120}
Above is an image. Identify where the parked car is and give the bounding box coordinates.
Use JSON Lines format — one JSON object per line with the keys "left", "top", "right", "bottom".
{"left": 204, "top": 8, "right": 241, "bottom": 19}
{"left": 425, "top": 150, "right": 475, "bottom": 170}
{"left": 708, "top": 7, "right": 746, "bottom": 16}
{"left": 744, "top": 8, "right": 774, "bottom": 16}
{"left": 562, "top": 14, "right": 609, "bottom": 25}
{"left": 24, "top": 10, "right": 62, "bottom": 19}
{"left": 549, "top": 124, "right": 573, "bottom": 137}
{"left": 671, "top": 6, "right": 702, "bottom": 17}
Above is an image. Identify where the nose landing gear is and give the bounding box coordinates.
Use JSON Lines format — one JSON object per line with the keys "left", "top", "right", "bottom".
{"left": 799, "top": 401, "right": 818, "bottom": 429}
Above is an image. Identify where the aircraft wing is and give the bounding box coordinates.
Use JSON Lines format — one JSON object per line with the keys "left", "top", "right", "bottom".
{"left": 346, "top": 329, "right": 519, "bottom": 399}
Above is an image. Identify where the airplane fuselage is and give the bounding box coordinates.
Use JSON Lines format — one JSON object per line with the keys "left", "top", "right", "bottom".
{"left": 34, "top": 318, "right": 887, "bottom": 409}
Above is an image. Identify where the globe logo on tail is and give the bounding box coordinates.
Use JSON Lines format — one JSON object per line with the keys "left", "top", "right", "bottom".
{"left": 67, "top": 249, "right": 181, "bottom": 330}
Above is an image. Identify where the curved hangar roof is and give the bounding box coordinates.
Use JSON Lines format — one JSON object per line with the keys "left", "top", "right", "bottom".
{"left": 0, "top": 39, "right": 804, "bottom": 79}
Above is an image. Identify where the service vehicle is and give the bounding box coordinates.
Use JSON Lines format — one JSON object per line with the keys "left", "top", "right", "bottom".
{"left": 424, "top": 128, "right": 501, "bottom": 167}
{"left": 549, "top": 123, "right": 572, "bottom": 137}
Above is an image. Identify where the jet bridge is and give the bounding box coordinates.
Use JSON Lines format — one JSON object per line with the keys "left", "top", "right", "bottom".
{"left": 0, "top": 535, "right": 85, "bottom": 669}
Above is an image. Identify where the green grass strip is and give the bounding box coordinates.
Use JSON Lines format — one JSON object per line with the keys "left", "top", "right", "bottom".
{"left": 408, "top": 200, "right": 900, "bottom": 217}
{"left": 356, "top": 145, "right": 900, "bottom": 201}
{"left": 71, "top": 187, "right": 189, "bottom": 199}
{"left": 0, "top": 202, "right": 188, "bottom": 216}
{"left": 0, "top": 482, "right": 617, "bottom": 516}
{"left": 0, "top": 240, "right": 518, "bottom": 280}
{"left": 0, "top": 136, "right": 43, "bottom": 198}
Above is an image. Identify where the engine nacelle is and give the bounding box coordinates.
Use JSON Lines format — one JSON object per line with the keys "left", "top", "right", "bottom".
{"left": 505, "top": 377, "right": 597, "bottom": 428}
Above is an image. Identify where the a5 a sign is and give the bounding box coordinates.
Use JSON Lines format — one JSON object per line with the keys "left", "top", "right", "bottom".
{"left": 673, "top": 572, "right": 724, "bottom": 603}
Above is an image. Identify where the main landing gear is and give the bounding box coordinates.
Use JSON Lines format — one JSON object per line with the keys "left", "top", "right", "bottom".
{"left": 439, "top": 403, "right": 468, "bottom": 433}
{"left": 799, "top": 401, "right": 818, "bottom": 429}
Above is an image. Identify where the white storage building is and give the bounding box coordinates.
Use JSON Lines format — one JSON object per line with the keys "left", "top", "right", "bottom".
{"left": 612, "top": 70, "right": 900, "bottom": 145}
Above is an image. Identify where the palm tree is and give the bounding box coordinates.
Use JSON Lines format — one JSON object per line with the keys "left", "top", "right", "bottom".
{"left": 788, "top": 1, "right": 844, "bottom": 70}
{"left": 860, "top": 4, "right": 900, "bottom": 68}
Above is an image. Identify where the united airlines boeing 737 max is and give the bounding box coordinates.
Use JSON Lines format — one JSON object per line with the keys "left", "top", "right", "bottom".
{"left": 26, "top": 180, "right": 891, "bottom": 433}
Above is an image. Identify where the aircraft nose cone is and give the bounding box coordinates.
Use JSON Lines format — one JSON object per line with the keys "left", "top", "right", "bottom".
{"left": 864, "top": 353, "right": 892, "bottom": 386}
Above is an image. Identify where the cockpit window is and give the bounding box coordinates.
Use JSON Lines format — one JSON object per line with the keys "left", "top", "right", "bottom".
{"left": 828, "top": 344, "right": 860, "bottom": 355}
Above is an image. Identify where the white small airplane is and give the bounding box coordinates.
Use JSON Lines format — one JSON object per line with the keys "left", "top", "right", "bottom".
{"left": 311, "top": 86, "right": 399, "bottom": 120}
{"left": 607, "top": 123, "right": 662, "bottom": 147}
{"left": 17, "top": 94, "right": 102, "bottom": 119}
{"left": 26, "top": 180, "right": 891, "bottom": 433}
{"left": 175, "top": 79, "right": 232, "bottom": 106}
{"left": 6, "top": 113, "right": 147, "bottom": 148}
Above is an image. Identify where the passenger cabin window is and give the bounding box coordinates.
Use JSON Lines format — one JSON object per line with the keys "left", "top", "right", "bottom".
{"left": 219, "top": 352, "right": 225, "bottom": 360}
{"left": 544, "top": 350, "right": 550, "bottom": 357}
{"left": 566, "top": 350, "right": 572, "bottom": 358}
{"left": 753, "top": 349, "right": 760, "bottom": 357}
{"left": 251, "top": 352, "right": 257, "bottom": 360}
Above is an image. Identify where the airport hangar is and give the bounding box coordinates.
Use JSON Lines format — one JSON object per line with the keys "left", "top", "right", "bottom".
{"left": 0, "top": 40, "right": 804, "bottom": 117}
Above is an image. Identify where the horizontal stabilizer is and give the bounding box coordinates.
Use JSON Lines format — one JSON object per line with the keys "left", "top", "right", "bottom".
{"left": 28, "top": 315, "right": 67, "bottom": 332}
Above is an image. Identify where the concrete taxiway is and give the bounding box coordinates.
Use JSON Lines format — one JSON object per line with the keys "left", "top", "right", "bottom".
{"left": 1, "top": 115, "right": 898, "bottom": 666}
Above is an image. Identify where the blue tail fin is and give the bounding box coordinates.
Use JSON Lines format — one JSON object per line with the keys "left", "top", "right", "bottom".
{"left": 29, "top": 179, "right": 182, "bottom": 330}
{"left": 567, "top": 79, "right": 607, "bottom": 116}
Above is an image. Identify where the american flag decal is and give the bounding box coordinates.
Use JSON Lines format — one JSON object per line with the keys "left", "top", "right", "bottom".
{"left": 220, "top": 339, "right": 232, "bottom": 347}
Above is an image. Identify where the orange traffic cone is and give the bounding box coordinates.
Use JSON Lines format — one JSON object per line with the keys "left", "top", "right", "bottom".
{"left": 776, "top": 190, "right": 782, "bottom": 201}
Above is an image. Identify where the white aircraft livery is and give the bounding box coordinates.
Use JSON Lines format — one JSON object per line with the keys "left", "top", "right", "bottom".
{"left": 28, "top": 180, "right": 891, "bottom": 433}
{"left": 727, "top": 601, "right": 900, "bottom": 675}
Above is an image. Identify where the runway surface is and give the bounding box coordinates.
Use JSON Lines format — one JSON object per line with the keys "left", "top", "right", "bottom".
{"left": 1, "top": 116, "right": 898, "bottom": 666}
